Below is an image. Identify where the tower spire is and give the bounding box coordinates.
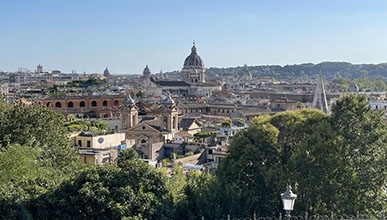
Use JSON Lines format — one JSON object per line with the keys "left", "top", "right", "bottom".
{"left": 312, "top": 75, "right": 329, "bottom": 113}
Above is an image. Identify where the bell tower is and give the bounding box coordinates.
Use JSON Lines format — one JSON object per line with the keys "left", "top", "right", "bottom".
{"left": 159, "top": 94, "right": 178, "bottom": 133}
{"left": 121, "top": 93, "right": 139, "bottom": 129}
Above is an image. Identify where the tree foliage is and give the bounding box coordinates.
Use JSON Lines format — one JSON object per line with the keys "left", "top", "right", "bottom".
{"left": 65, "top": 119, "right": 109, "bottom": 132}
{"left": 28, "top": 149, "right": 172, "bottom": 220}
{"left": 206, "top": 62, "right": 387, "bottom": 79}
{"left": 0, "top": 102, "right": 79, "bottom": 170}
{"left": 213, "top": 109, "right": 326, "bottom": 217}
{"left": 0, "top": 101, "right": 81, "bottom": 219}
{"left": 213, "top": 94, "right": 387, "bottom": 217}
{"left": 332, "top": 78, "right": 387, "bottom": 91}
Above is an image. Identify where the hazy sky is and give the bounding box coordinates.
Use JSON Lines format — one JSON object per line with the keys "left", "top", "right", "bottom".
{"left": 1, "top": 0, "right": 387, "bottom": 74}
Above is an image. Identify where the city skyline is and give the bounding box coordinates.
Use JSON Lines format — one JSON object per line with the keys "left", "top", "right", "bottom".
{"left": 1, "top": 0, "right": 387, "bottom": 74}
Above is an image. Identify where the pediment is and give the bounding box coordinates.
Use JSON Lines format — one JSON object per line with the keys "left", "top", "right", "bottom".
{"left": 127, "top": 122, "right": 161, "bottom": 133}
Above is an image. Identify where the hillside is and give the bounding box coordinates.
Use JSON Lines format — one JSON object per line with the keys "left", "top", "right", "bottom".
{"left": 205, "top": 62, "right": 387, "bottom": 79}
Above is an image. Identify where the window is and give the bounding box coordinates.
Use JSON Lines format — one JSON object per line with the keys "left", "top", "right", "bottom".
{"left": 68, "top": 101, "right": 74, "bottom": 108}
{"left": 103, "top": 100, "right": 108, "bottom": 106}
{"left": 113, "top": 100, "right": 119, "bottom": 106}
{"left": 87, "top": 140, "right": 91, "bottom": 147}
{"left": 91, "top": 101, "right": 97, "bottom": 107}
{"left": 80, "top": 101, "right": 85, "bottom": 107}
{"left": 78, "top": 140, "right": 82, "bottom": 147}
{"left": 140, "top": 139, "right": 147, "bottom": 149}
{"left": 55, "top": 102, "right": 61, "bottom": 108}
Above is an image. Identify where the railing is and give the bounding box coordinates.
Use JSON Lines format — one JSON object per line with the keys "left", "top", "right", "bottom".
{"left": 203, "top": 213, "right": 386, "bottom": 220}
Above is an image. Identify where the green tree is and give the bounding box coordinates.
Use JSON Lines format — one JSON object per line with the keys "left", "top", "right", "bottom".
{"left": 328, "top": 94, "right": 387, "bottom": 213}
{"left": 28, "top": 149, "right": 173, "bottom": 219}
{"left": 291, "top": 94, "right": 387, "bottom": 214}
{"left": 215, "top": 121, "right": 283, "bottom": 217}
{"left": 175, "top": 171, "right": 218, "bottom": 220}
{"left": 165, "top": 166, "right": 188, "bottom": 217}
{"left": 0, "top": 102, "right": 82, "bottom": 219}
{"left": 0, "top": 102, "right": 79, "bottom": 171}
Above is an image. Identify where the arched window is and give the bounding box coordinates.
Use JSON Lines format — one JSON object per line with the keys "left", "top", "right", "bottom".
{"left": 80, "top": 101, "right": 85, "bottom": 107}
{"left": 55, "top": 102, "right": 62, "bottom": 108}
{"left": 46, "top": 102, "right": 51, "bottom": 107}
{"left": 140, "top": 139, "right": 147, "bottom": 149}
{"left": 91, "top": 101, "right": 97, "bottom": 107}
{"left": 68, "top": 101, "right": 74, "bottom": 108}
{"left": 103, "top": 100, "right": 108, "bottom": 106}
{"left": 113, "top": 100, "right": 119, "bottom": 106}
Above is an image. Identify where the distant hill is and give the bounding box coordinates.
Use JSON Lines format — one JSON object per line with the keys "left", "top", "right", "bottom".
{"left": 204, "top": 62, "right": 387, "bottom": 80}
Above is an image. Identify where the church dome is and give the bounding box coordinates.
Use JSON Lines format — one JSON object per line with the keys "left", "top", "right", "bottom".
{"left": 183, "top": 42, "right": 204, "bottom": 68}
{"left": 103, "top": 67, "right": 111, "bottom": 77}
{"left": 143, "top": 65, "right": 151, "bottom": 76}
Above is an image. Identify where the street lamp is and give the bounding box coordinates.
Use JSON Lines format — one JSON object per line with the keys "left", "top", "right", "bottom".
{"left": 281, "top": 185, "right": 297, "bottom": 218}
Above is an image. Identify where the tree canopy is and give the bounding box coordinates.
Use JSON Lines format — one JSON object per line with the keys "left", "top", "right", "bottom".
{"left": 27, "top": 148, "right": 173, "bottom": 220}
{"left": 0, "top": 101, "right": 81, "bottom": 219}
{"left": 213, "top": 94, "right": 387, "bottom": 217}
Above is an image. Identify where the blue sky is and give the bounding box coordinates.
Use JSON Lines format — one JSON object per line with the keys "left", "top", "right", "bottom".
{"left": 1, "top": 0, "right": 387, "bottom": 74}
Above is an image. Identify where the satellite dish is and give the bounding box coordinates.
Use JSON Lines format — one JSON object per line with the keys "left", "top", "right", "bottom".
{"left": 98, "top": 137, "right": 104, "bottom": 144}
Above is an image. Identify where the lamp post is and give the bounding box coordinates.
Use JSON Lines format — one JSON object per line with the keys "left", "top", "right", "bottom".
{"left": 281, "top": 185, "right": 297, "bottom": 219}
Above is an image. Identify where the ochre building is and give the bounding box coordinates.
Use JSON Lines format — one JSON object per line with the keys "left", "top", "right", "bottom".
{"left": 36, "top": 94, "right": 126, "bottom": 119}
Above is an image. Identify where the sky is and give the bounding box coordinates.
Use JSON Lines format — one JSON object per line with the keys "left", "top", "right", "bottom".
{"left": 1, "top": 0, "right": 387, "bottom": 74}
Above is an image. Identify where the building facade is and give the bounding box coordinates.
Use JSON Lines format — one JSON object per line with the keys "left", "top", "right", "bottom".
{"left": 36, "top": 94, "right": 126, "bottom": 119}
